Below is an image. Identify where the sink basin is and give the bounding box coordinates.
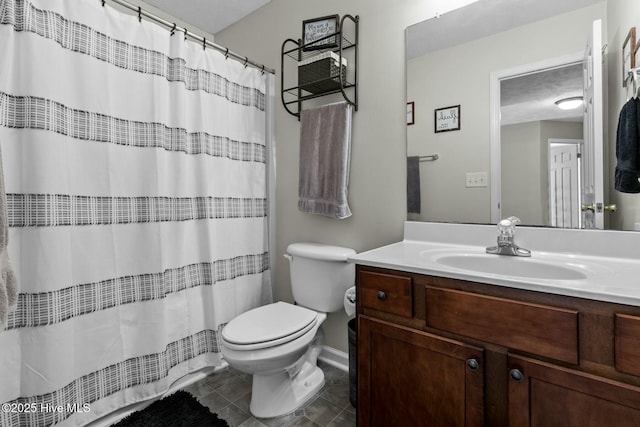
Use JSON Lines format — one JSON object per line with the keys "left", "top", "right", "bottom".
{"left": 431, "top": 253, "right": 587, "bottom": 280}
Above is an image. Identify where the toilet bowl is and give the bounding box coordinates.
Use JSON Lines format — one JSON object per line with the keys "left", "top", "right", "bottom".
{"left": 220, "top": 243, "right": 355, "bottom": 418}
{"left": 222, "top": 302, "right": 328, "bottom": 417}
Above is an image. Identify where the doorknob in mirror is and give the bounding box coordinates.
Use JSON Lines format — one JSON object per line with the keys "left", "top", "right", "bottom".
{"left": 581, "top": 203, "right": 617, "bottom": 213}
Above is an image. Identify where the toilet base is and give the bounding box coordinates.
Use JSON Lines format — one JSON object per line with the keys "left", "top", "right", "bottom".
{"left": 249, "top": 361, "right": 325, "bottom": 418}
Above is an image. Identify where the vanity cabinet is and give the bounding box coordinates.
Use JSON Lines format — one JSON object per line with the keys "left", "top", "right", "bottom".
{"left": 508, "top": 354, "right": 640, "bottom": 427}
{"left": 358, "top": 316, "right": 484, "bottom": 427}
{"left": 356, "top": 266, "right": 640, "bottom": 426}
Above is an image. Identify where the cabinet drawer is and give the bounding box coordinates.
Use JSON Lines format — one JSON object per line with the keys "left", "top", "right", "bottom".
{"left": 615, "top": 313, "right": 640, "bottom": 376}
{"left": 359, "top": 271, "right": 412, "bottom": 318}
{"left": 425, "top": 286, "right": 578, "bottom": 364}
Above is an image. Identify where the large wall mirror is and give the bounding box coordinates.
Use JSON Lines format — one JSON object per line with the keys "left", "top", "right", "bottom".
{"left": 406, "top": 0, "right": 640, "bottom": 231}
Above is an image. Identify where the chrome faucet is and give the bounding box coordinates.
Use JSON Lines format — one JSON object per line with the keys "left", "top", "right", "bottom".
{"left": 486, "top": 216, "right": 531, "bottom": 257}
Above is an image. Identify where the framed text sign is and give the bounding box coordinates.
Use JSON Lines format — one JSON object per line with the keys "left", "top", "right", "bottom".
{"left": 302, "top": 15, "right": 339, "bottom": 51}
{"left": 434, "top": 105, "right": 460, "bottom": 133}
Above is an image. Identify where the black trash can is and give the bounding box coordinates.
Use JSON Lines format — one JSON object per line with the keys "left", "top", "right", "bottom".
{"left": 348, "top": 318, "right": 357, "bottom": 408}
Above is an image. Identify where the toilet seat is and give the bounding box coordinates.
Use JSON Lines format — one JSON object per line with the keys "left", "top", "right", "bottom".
{"left": 222, "top": 302, "right": 319, "bottom": 351}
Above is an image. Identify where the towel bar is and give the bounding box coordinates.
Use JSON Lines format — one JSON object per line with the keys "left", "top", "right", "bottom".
{"left": 419, "top": 154, "right": 439, "bottom": 162}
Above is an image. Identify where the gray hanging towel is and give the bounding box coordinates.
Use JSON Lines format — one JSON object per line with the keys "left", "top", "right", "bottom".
{"left": 614, "top": 98, "right": 640, "bottom": 193}
{"left": 407, "top": 156, "right": 421, "bottom": 213}
{"left": 298, "top": 101, "right": 353, "bottom": 219}
{"left": 0, "top": 143, "right": 17, "bottom": 330}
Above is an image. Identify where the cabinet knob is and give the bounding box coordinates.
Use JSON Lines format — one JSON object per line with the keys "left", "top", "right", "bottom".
{"left": 377, "top": 291, "right": 387, "bottom": 301}
{"left": 509, "top": 368, "right": 524, "bottom": 382}
{"left": 466, "top": 358, "right": 480, "bottom": 371}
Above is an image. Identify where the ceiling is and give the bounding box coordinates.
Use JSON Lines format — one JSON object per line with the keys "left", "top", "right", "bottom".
{"left": 144, "top": 0, "right": 271, "bottom": 35}
{"left": 500, "top": 63, "right": 584, "bottom": 126}
{"left": 406, "top": 0, "right": 601, "bottom": 60}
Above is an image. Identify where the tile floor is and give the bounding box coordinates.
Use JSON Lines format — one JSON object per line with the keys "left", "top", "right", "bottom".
{"left": 183, "top": 361, "right": 356, "bottom": 427}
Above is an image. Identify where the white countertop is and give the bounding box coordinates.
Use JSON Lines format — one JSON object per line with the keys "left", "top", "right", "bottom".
{"left": 348, "top": 222, "right": 640, "bottom": 307}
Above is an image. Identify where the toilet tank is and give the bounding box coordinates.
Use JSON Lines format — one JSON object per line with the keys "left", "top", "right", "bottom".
{"left": 286, "top": 243, "right": 356, "bottom": 313}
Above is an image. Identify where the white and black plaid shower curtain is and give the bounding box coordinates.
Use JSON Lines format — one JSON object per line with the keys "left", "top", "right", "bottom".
{"left": 0, "top": 0, "right": 273, "bottom": 425}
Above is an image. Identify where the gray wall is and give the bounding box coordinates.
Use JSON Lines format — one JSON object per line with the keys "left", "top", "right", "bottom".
{"left": 502, "top": 121, "right": 583, "bottom": 226}
{"left": 607, "top": 0, "right": 640, "bottom": 230}
{"left": 215, "top": 0, "right": 479, "bottom": 352}
{"left": 501, "top": 122, "right": 544, "bottom": 225}
{"left": 214, "top": 0, "right": 640, "bottom": 352}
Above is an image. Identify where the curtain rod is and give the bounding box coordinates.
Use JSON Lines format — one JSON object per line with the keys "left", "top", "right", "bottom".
{"left": 103, "top": 0, "right": 275, "bottom": 75}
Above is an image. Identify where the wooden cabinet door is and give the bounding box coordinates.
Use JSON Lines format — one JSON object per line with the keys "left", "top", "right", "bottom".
{"left": 508, "top": 354, "right": 640, "bottom": 427}
{"left": 358, "top": 315, "right": 484, "bottom": 427}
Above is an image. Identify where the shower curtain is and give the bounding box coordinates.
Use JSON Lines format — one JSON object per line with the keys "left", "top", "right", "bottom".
{"left": 0, "top": 0, "right": 273, "bottom": 425}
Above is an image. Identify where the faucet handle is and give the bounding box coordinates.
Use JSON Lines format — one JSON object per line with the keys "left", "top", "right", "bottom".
{"left": 489, "top": 216, "right": 531, "bottom": 257}
{"left": 506, "top": 216, "right": 521, "bottom": 225}
{"left": 498, "top": 216, "right": 520, "bottom": 236}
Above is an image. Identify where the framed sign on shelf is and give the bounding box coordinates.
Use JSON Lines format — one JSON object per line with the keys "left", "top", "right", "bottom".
{"left": 622, "top": 27, "right": 636, "bottom": 87}
{"left": 434, "top": 105, "right": 460, "bottom": 133}
{"left": 302, "top": 15, "right": 339, "bottom": 51}
{"left": 407, "top": 102, "right": 415, "bottom": 125}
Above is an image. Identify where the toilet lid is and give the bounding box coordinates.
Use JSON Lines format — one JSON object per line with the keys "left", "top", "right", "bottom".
{"left": 222, "top": 301, "right": 318, "bottom": 348}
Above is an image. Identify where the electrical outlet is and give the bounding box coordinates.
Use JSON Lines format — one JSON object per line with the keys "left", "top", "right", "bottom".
{"left": 466, "top": 172, "right": 488, "bottom": 188}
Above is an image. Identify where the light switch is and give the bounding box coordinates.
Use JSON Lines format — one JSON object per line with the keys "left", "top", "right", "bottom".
{"left": 466, "top": 172, "right": 488, "bottom": 188}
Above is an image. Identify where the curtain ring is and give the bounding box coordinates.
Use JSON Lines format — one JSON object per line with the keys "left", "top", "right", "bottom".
{"left": 101, "top": 0, "right": 105, "bottom": 6}
{"left": 225, "top": 48, "right": 229, "bottom": 60}
{"left": 244, "top": 57, "right": 248, "bottom": 68}
{"left": 203, "top": 38, "right": 206, "bottom": 50}
{"left": 170, "top": 23, "right": 176, "bottom": 36}
{"left": 184, "top": 28, "right": 188, "bottom": 42}
{"left": 261, "top": 65, "right": 265, "bottom": 75}
{"left": 137, "top": 6, "right": 142, "bottom": 23}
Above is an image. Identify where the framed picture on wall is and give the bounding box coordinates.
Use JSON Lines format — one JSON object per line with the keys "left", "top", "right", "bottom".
{"left": 302, "top": 15, "right": 339, "bottom": 51}
{"left": 434, "top": 105, "right": 460, "bottom": 133}
{"left": 622, "top": 27, "right": 636, "bottom": 87}
{"left": 407, "top": 102, "right": 415, "bottom": 125}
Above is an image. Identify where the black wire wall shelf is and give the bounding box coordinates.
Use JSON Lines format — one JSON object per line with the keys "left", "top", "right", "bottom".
{"left": 281, "top": 14, "right": 359, "bottom": 119}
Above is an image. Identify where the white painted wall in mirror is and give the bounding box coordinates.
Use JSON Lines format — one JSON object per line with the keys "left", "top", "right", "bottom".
{"left": 407, "top": 3, "right": 605, "bottom": 224}
{"left": 607, "top": 0, "right": 640, "bottom": 231}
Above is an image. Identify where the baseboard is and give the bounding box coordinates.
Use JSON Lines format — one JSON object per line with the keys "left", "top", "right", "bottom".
{"left": 318, "top": 345, "right": 349, "bottom": 372}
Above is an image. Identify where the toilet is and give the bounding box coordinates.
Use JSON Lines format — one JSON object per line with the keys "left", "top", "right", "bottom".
{"left": 220, "top": 242, "right": 356, "bottom": 418}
